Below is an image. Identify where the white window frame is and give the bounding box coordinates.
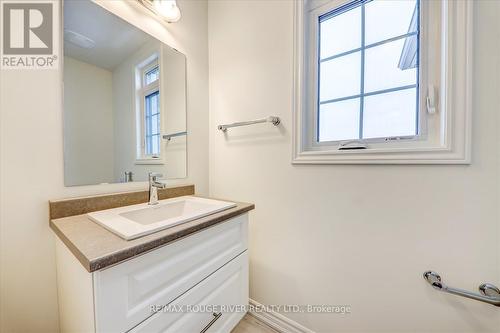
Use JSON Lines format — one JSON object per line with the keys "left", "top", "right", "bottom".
{"left": 135, "top": 56, "right": 164, "bottom": 164}
{"left": 292, "top": 0, "right": 473, "bottom": 164}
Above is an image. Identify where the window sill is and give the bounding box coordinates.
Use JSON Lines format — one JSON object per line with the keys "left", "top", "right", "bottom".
{"left": 134, "top": 159, "right": 165, "bottom": 165}
{"left": 292, "top": 146, "right": 470, "bottom": 165}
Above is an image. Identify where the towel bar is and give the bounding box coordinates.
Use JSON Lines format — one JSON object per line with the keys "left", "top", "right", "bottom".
{"left": 423, "top": 271, "right": 500, "bottom": 307}
{"left": 162, "top": 131, "right": 187, "bottom": 141}
{"left": 217, "top": 116, "right": 280, "bottom": 132}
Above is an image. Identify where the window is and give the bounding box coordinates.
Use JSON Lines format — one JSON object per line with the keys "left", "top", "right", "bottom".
{"left": 144, "top": 90, "right": 160, "bottom": 156}
{"left": 293, "top": 0, "right": 472, "bottom": 164}
{"left": 318, "top": 0, "right": 419, "bottom": 142}
{"left": 136, "top": 58, "right": 162, "bottom": 161}
{"left": 145, "top": 65, "right": 160, "bottom": 85}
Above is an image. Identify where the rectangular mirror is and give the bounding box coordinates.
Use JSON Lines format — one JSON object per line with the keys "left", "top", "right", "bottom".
{"left": 63, "top": 0, "right": 187, "bottom": 186}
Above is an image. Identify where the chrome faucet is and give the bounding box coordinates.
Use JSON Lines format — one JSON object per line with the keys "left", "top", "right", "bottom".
{"left": 148, "top": 172, "right": 167, "bottom": 205}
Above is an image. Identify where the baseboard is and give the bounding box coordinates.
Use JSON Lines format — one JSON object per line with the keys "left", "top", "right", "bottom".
{"left": 247, "top": 299, "right": 315, "bottom": 333}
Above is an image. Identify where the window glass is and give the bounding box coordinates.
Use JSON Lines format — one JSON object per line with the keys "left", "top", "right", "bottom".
{"left": 145, "top": 66, "right": 159, "bottom": 85}
{"left": 317, "top": 0, "right": 419, "bottom": 142}
{"left": 319, "top": 98, "right": 360, "bottom": 142}
{"left": 364, "top": 36, "right": 417, "bottom": 93}
{"left": 365, "top": 0, "right": 417, "bottom": 45}
{"left": 363, "top": 88, "right": 417, "bottom": 139}
{"left": 319, "top": 51, "right": 361, "bottom": 102}
{"left": 320, "top": 6, "right": 362, "bottom": 59}
{"left": 145, "top": 91, "right": 160, "bottom": 156}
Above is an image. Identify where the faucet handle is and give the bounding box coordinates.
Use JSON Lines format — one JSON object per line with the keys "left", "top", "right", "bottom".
{"left": 148, "top": 172, "right": 163, "bottom": 181}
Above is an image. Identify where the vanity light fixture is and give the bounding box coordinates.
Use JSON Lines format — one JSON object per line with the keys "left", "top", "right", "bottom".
{"left": 138, "top": 0, "right": 181, "bottom": 23}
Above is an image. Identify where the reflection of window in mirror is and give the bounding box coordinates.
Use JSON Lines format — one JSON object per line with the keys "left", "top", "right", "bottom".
{"left": 137, "top": 56, "right": 161, "bottom": 160}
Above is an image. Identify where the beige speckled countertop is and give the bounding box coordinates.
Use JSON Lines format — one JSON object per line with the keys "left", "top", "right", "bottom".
{"left": 50, "top": 199, "right": 254, "bottom": 272}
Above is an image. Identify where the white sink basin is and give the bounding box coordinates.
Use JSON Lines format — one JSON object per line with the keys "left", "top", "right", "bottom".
{"left": 87, "top": 196, "right": 236, "bottom": 240}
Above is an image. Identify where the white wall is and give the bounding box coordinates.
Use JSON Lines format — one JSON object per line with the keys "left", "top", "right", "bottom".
{"left": 0, "top": 0, "right": 209, "bottom": 331}
{"left": 208, "top": 1, "right": 500, "bottom": 332}
{"left": 64, "top": 56, "right": 115, "bottom": 186}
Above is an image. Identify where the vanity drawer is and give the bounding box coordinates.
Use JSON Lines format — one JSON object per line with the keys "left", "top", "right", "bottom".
{"left": 94, "top": 214, "right": 248, "bottom": 333}
{"left": 129, "top": 251, "right": 248, "bottom": 333}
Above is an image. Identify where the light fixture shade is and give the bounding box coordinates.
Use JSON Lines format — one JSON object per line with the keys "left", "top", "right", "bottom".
{"left": 153, "top": 0, "right": 181, "bottom": 23}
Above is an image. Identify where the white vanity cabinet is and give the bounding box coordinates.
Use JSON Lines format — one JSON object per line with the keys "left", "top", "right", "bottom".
{"left": 55, "top": 214, "right": 249, "bottom": 333}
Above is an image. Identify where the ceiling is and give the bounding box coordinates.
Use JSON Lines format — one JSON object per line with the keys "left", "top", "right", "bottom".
{"left": 64, "top": 0, "right": 154, "bottom": 70}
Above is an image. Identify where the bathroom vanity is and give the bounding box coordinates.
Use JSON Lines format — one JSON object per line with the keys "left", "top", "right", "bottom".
{"left": 54, "top": 2, "right": 255, "bottom": 331}
{"left": 49, "top": 186, "right": 254, "bottom": 333}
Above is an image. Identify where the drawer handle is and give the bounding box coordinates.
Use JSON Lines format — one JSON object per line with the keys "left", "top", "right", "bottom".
{"left": 200, "top": 312, "right": 222, "bottom": 333}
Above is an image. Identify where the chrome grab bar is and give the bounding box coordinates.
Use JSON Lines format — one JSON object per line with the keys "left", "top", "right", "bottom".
{"left": 423, "top": 271, "right": 500, "bottom": 307}
{"left": 162, "top": 131, "right": 187, "bottom": 141}
{"left": 217, "top": 116, "right": 280, "bottom": 132}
